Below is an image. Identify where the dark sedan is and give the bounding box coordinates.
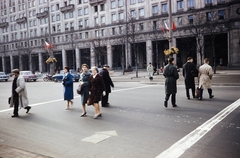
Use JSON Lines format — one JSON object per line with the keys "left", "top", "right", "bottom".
{"left": 0, "top": 72, "right": 9, "bottom": 81}
{"left": 52, "top": 69, "right": 80, "bottom": 82}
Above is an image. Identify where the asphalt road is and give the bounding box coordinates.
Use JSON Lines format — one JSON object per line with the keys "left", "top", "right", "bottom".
{"left": 0, "top": 80, "right": 239, "bottom": 158}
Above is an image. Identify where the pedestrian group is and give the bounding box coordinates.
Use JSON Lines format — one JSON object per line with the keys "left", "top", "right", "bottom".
{"left": 9, "top": 57, "right": 213, "bottom": 117}
{"left": 163, "top": 57, "right": 214, "bottom": 108}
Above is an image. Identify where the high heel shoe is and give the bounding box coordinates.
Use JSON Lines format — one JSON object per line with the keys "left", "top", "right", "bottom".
{"left": 93, "top": 113, "right": 102, "bottom": 119}
{"left": 80, "top": 112, "right": 87, "bottom": 117}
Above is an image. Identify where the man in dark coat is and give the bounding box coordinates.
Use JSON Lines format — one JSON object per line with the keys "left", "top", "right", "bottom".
{"left": 183, "top": 57, "right": 199, "bottom": 99}
{"left": 163, "top": 57, "right": 179, "bottom": 108}
{"left": 100, "top": 65, "right": 114, "bottom": 107}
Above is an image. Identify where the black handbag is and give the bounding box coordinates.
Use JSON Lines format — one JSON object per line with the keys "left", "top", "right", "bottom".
{"left": 76, "top": 85, "right": 82, "bottom": 94}
{"left": 8, "top": 97, "right": 11, "bottom": 104}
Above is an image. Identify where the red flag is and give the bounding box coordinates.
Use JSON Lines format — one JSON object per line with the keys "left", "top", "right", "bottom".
{"left": 172, "top": 21, "right": 177, "bottom": 31}
{"left": 44, "top": 41, "right": 49, "bottom": 50}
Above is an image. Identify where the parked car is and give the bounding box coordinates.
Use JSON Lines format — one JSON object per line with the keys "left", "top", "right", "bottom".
{"left": 20, "top": 71, "right": 38, "bottom": 82}
{"left": 52, "top": 69, "right": 80, "bottom": 82}
{"left": 0, "top": 72, "right": 9, "bottom": 81}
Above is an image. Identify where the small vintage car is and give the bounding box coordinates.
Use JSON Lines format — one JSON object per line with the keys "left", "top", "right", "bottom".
{"left": 52, "top": 69, "right": 80, "bottom": 82}
{"left": 20, "top": 71, "right": 38, "bottom": 82}
{"left": 0, "top": 72, "right": 9, "bottom": 81}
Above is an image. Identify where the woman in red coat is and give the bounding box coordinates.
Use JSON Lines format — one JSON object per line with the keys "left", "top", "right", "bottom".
{"left": 88, "top": 67, "right": 106, "bottom": 119}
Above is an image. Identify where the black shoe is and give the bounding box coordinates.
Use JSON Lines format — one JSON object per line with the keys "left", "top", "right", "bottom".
{"left": 187, "top": 97, "right": 190, "bottom": 100}
{"left": 25, "top": 106, "right": 31, "bottom": 113}
{"left": 164, "top": 101, "right": 168, "bottom": 108}
{"left": 93, "top": 113, "right": 102, "bottom": 119}
{"left": 198, "top": 97, "right": 202, "bottom": 100}
{"left": 173, "top": 104, "right": 177, "bottom": 107}
{"left": 80, "top": 112, "right": 87, "bottom": 117}
{"left": 11, "top": 115, "right": 19, "bottom": 118}
{"left": 209, "top": 95, "right": 214, "bottom": 99}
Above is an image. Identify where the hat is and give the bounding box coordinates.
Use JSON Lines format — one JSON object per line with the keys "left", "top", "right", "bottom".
{"left": 103, "top": 65, "right": 109, "bottom": 68}
{"left": 187, "top": 57, "right": 193, "bottom": 61}
{"left": 12, "top": 69, "right": 20, "bottom": 74}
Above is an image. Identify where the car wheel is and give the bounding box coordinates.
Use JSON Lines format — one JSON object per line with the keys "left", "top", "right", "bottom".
{"left": 43, "top": 77, "right": 48, "bottom": 82}
{"left": 33, "top": 79, "right": 37, "bottom": 82}
{"left": 75, "top": 79, "right": 79, "bottom": 82}
{"left": 5, "top": 79, "right": 8, "bottom": 82}
{"left": 54, "top": 78, "right": 58, "bottom": 83}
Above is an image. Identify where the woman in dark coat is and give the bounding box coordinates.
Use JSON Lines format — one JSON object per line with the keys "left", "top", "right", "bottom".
{"left": 79, "top": 64, "right": 90, "bottom": 117}
{"left": 88, "top": 67, "right": 106, "bottom": 119}
{"left": 163, "top": 57, "right": 179, "bottom": 108}
{"left": 62, "top": 66, "right": 74, "bottom": 110}
{"left": 182, "top": 57, "right": 199, "bottom": 99}
{"left": 100, "top": 65, "right": 114, "bottom": 107}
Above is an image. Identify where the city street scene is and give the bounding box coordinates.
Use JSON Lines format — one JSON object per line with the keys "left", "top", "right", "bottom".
{"left": 0, "top": 0, "right": 240, "bottom": 157}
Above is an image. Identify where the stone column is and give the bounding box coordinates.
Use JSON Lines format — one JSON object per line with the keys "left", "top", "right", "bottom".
{"left": 125, "top": 42, "right": 131, "bottom": 68}
{"left": 90, "top": 44, "right": 95, "bottom": 67}
{"left": 107, "top": 43, "right": 113, "bottom": 68}
{"left": 19, "top": 55, "right": 23, "bottom": 70}
{"left": 38, "top": 52, "right": 43, "bottom": 72}
{"left": 2, "top": 56, "right": 5, "bottom": 72}
{"left": 146, "top": 40, "right": 152, "bottom": 65}
{"left": 75, "top": 47, "right": 80, "bottom": 70}
{"left": 10, "top": 55, "right": 14, "bottom": 70}
{"left": 62, "top": 49, "right": 67, "bottom": 68}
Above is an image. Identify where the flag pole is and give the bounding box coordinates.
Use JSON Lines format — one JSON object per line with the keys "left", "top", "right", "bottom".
{"left": 168, "top": 0, "right": 173, "bottom": 49}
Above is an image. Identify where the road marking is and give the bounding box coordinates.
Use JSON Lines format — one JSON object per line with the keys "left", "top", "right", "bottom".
{"left": 82, "top": 130, "right": 118, "bottom": 144}
{"left": 156, "top": 98, "right": 240, "bottom": 158}
{"left": 0, "top": 85, "right": 154, "bottom": 113}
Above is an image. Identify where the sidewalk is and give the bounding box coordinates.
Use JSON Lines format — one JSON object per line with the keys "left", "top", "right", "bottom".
{"left": 0, "top": 145, "right": 52, "bottom": 158}
{"left": 110, "top": 69, "right": 240, "bottom": 86}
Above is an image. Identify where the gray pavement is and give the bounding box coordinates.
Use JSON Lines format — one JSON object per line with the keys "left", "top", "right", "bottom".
{"left": 0, "top": 69, "right": 239, "bottom": 158}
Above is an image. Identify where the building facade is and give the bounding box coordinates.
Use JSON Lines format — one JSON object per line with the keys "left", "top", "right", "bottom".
{"left": 0, "top": 0, "right": 239, "bottom": 73}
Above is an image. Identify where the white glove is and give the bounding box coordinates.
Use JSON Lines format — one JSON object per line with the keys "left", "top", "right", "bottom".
{"left": 103, "top": 91, "right": 106, "bottom": 96}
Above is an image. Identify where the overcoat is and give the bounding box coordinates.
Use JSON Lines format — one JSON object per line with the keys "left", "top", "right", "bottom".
{"left": 163, "top": 63, "right": 179, "bottom": 94}
{"left": 100, "top": 68, "right": 114, "bottom": 93}
{"left": 63, "top": 73, "right": 74, "bottom": 100}
{"left": 198, "top": 63, "right": 213, "bottom": 89}
{"left": 79, "top": 71, "right": 90, "bottom": 104}
{"left": 147, "top": 65, "right": 154, "bottom": 78}
{"left": 88, "top": 74, "right": 106, "bottom": 105}
{"left": 10, "top": 75, "right": 29, "bottom": 108}
{"left": 182, "top": 62, "right": 198, "bottom": 89}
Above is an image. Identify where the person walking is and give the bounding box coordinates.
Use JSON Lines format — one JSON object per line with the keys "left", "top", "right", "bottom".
{"left": 182, "top": 57, "right": 199, "bottom": 99}
{"left": 79, "top": 64, "right": 91, "bottom": 117}
{"left": 62, "top": 66, "right": 74, "bottom": 110}
{"left": 87, "top": 67, "right": 106, "bottom": 119}
{"left": 100, "top": 65, "right": 114, "bottom": 107}
{"left": 9, "top": 69, "right": 31, "bottom": 117}
{"left": 163, "top": 58, "right": 179, "bottom": 108}
{"left": 147, "top": 62, "right": 154, "bottom": 81}
{"left": 198, "top": 58, "right": 214, "bottom": 100}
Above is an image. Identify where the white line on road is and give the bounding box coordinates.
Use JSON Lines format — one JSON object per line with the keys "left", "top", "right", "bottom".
{"left": 0, "top": 85, "right": 155, "bottom": 113}
{"left": 156, "top": 98, "right": 240, "bottom": 158}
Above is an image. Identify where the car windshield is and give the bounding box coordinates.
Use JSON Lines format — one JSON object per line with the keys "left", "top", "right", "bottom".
{"left": 70, "top": 70, "right": 77, "bottom": 74}
{"left": 0, "top": 72, "right": 4, "bottom": 75}
{"left": 21, "top": 72, "right": 32, "bottom": 75}
{"left": 60, "top": 70, "right": 64, "bottom": 74}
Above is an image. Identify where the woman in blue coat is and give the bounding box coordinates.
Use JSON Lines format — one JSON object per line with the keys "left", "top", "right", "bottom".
{"left": 62, "top": 66, "right": 74, "bottom": 110}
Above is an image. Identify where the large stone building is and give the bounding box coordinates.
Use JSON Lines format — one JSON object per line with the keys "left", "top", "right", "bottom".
{"left": 0, "top": 0, "right": 239, "bottom": 73}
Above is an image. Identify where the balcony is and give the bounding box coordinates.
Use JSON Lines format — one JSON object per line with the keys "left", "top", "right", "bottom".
{"left": 89, "top": 0, "right": 106, "bottom": 6}
{"left": 16, "top": 17, "right": 27, "bottom": 24}
{"left": 36, "top": 11, "right": 48, "bottom": 19}
{"left": 0, "top": 22, "right": 9, "bottom": 28}
{"left": 60, "top": 4, "right": 75, "bottom": 13}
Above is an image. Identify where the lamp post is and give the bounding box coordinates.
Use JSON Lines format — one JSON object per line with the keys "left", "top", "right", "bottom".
{"left": 168, "top": 0, "right": 173, "bottom": 49}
